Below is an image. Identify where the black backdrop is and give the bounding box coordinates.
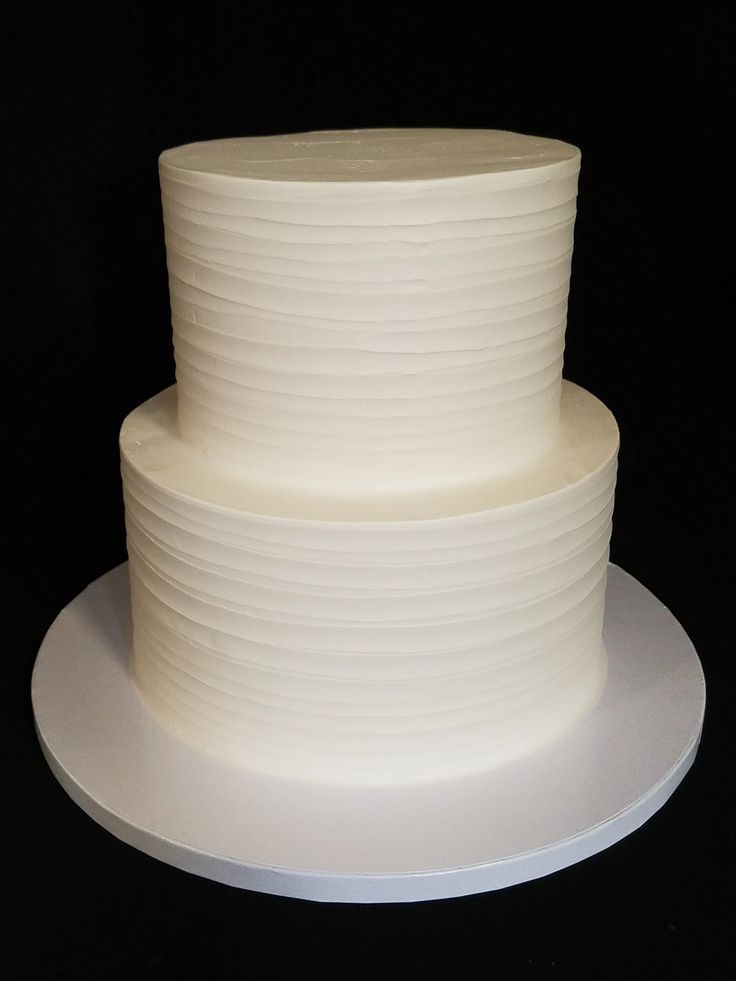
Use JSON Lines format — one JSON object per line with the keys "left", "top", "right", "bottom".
{"left": 6, "top": 3, "right": 731, "bottom": 979}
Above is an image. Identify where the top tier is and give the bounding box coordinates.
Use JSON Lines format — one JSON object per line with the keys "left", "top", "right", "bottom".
{"left": 159, "top": 128, "right": 581, "bottom": 495}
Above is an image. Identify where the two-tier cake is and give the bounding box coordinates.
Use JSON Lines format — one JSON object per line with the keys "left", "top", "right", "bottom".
{"left": 119, "top": 129, "right": 619, "bottom": 786}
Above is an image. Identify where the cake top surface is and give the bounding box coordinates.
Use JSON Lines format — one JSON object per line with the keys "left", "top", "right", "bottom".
{"left": 159, "top": 128, "right": 580, "bottom": 184}
{"left": 121, "top": 383, "right": 618, "bottom": 524}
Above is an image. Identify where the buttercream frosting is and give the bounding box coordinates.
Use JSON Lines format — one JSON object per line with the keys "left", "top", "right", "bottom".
{"left": 120, "top": 128, "right": 619, "bottom": 785}
{"left": 160, "top": 129, "right": 580, "bottom": 493}
{"left": 121, "top": 381, "right": 617, "bottom": 785}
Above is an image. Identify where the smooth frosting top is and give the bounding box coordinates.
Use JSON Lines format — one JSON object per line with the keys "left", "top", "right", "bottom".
{"left": 159, "top": 128, "right": 580, "bottom": 184}
{"left": 120, "top": 382, "right": 618, "bottom": 523}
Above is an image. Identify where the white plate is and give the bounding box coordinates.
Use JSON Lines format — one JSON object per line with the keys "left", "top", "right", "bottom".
{"left": 32, "top": 563, "right": 704, "bottom": 903}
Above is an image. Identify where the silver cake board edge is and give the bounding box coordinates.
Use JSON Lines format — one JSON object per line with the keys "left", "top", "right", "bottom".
{"left": 32, "top": 562, "right": 705, "bottom": 904}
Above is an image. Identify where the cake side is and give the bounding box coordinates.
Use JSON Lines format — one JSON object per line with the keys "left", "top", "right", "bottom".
{"left": 120, "top": 381, "right": 618, "bottom": 786}
{"left": 159, "top": 128, "right": 580, "bottom": 494}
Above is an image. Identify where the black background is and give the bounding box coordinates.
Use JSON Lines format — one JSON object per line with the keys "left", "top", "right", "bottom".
{"left": 5, "top": 3, "right": 731, "bottom": 979}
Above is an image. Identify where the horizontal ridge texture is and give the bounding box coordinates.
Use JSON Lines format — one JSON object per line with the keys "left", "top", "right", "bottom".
{"left": 121, "top": 130, "right": 619, "bottom": 785}
{"left": 160, "top": 129, "right": 581, "bottom": 493}
{"left": 121, "top": 377, "right": 618, "bottom": 785}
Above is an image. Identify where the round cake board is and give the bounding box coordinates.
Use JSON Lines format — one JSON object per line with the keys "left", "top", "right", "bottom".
{"left": 32, "top": 563, "right": 705, "bottom": 904}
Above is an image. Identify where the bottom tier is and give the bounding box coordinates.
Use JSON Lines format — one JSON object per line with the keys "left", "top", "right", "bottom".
{"left": 119, "top": 382, "right": 619, "bottom": 786}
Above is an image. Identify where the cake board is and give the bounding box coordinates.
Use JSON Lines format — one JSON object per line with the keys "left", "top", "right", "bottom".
{"left": 31, "top": 562, "right": 705, "bottom": 904}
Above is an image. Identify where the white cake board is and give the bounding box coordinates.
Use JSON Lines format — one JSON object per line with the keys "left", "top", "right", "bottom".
{"left": 32, "top": 563, "right": 705, "bottom": 904}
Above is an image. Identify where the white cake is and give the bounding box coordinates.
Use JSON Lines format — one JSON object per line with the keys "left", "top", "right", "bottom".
{"left": 120, "top": 129, "right": 619, "bottom": 786}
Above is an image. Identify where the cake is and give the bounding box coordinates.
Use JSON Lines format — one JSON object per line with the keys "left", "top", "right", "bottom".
{"left": 119, "top": 128, "right": 619, "bottom": 786}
